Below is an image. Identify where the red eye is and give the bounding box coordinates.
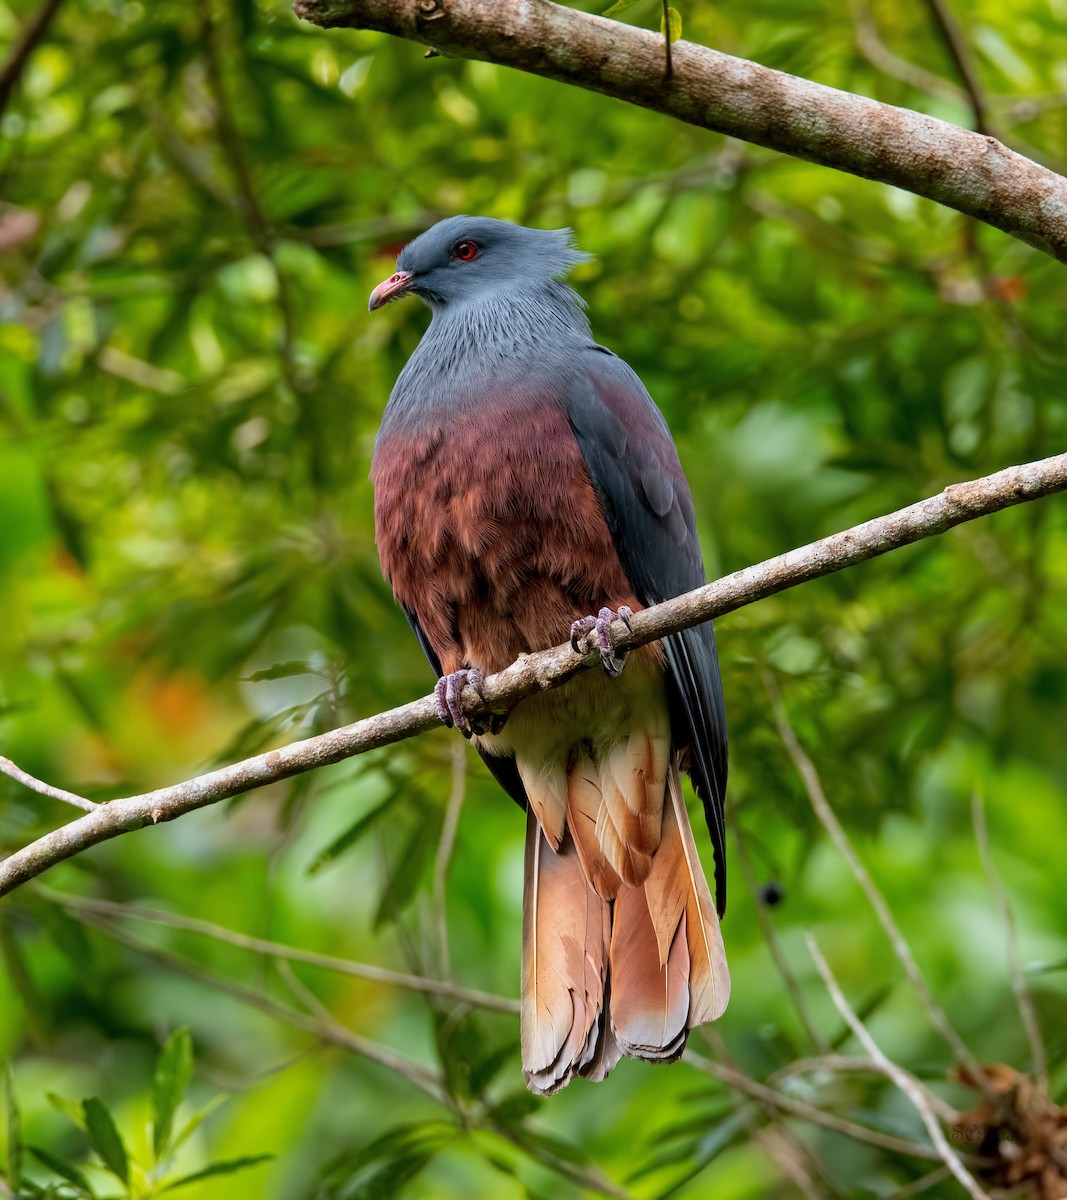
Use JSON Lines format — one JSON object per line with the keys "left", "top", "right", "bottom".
{"left": 453, "top": 240, "right": 479, "bottom": 261}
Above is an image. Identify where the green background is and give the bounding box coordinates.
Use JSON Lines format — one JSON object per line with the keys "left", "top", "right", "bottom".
{"left": 1, "top": 0, "right": 1066, "bottom": 1195}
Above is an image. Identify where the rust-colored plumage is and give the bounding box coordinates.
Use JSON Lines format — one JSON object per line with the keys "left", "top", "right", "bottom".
{"left": 369, "top": 216, "right": 730, "bottom": 1094}
{"left": 374, "top": 395, "right": 637, "bottom": 677}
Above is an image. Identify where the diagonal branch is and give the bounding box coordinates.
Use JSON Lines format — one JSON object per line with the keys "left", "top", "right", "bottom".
{"left": 806, "top": 933, "right": 991, "bottom": 1200}
{"left": 0, "top": 0, "right": 66, "bottom": 122}
{"left": 291, "top": 0, "right": 1067, "bottom": 264}
{"left": 1, "top": 452, "right": 1065, "bottom": 899}
{"left": 0, "top": 756, "right": 97, "bottom": 812}
{"left": 766, "top": 670, "right": 990, "bottom": 1090}
{"left": 921, "top": 0, "right": 991, "bottom": 135}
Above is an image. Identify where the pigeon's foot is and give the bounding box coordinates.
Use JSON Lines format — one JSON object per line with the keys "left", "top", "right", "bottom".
{"left": 434, "top": 668, "right": 504, "bottom": 738}
{"left": 570, "top": 605, "right": 634, "bottom": 678}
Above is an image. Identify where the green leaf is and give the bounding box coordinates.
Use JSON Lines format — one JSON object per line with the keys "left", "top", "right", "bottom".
{"left": 28, "top": 1144, "right": 93, "bottom": 1192}
{"left": 307, "top": 789, "right": 403, "bottom": 875}
{"left": 604, "top": 0, "right": 646, "bottom": 14}
{"left": 83, "top": 1097, "right": 128, "bottom": 1184}
{"left": 47, "top": 1092, "right": 87, "bottom": 1131}
{"left": 661, "top": 5, "right": 682, "bottom": 42}
{"left": 372, "top": 805, "right": 442, "bottom": 929}
{"left": 314, "top": 1124, "right": 451, "bottom": 1200}
{"left": 162, "top": 1153, "right": 274, "bottom": 1191}
{"left": 22, "top": 894, "right": 93, "bottom": 972}
{"left": 2, "top": 1067, "right": 21, "bottom": 1189}
{"left": 152, "top": 1028, "right": 194, "bottom": 1160}
{"left": 0, "top": 916, "right": 43, "bottom": 1041}
{"left": 242, "top": 660, "right": 316, "bottom": 682}
{"left": 169, "top": 1096, "right": 227, "bottom": 1156}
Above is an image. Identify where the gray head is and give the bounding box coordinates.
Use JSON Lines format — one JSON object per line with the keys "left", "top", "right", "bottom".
{"left": 368, "top": 216, "right": 590, "bottom": 314}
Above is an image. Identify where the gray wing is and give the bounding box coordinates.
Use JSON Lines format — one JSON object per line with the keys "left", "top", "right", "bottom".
{"left": 566, "top": 348, "right": 729, "bottom": 915}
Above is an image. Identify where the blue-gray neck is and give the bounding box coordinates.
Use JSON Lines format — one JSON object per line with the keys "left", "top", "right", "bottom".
{"left": 380, "top": 281, "right": 592, "bottom": 434}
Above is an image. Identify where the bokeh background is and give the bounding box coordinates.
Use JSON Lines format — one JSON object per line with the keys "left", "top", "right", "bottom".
{"left": 2, "top": 0, "right": 1067, "bottom": 1195}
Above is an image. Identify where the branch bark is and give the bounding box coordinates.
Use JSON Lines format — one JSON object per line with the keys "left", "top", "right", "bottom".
{"left": 292, "top": 0, "right": 1067, "bottom": 264}
{"left": 1, "top": 452, "right": 1065, "bottom": 899}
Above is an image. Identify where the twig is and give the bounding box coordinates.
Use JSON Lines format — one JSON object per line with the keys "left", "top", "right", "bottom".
{"left": 765, "top": 670, "right": 991, "bottom": 1093}
{"left": 292, "top": 0, "right": 1067, "bottom": 264}
{"left": 751, "top": 1127, "right": 823, "bottom": 1200}
{"left": 894, "top": 1166, "right": 952, "bottom": 1198}
{"left": 971, "top": 793, "right": 1048, "bottom": 1092}
{"left": 685, "top": 1051, "right": 958, "bottom": 1163}
{"left": 921, "top": 0, "right": 991, "bottom": 135}
{"left": 659, "top": 0, "right": 672, "bottom": 79}
{"left": 432, "top": 740, "right": 466, "bottom": 981}
{"left": 805, "top": 933, "right": 990, "bottom": 1200}
{"left": 768, "top": 1054, "right": 958, "bottom": 1125}
{"left": 850, "top": 0, "right": 962, "bottom": 102}
{"left": 697, "top": 1029, "right": 847, "bottom": 1199}
{"left": 0, "top": 0, "right": 66, "bottom": 121}
{"left": 69, "top": 904, "right": 447, "bottom": 1101}
{"left": 0, "top": 756, "right": 98, "bottom": 812}
{"left": 2, "top": 453, "right": 1066, "bottom": 898}
{"left": 43, "top": 890, "right": 519, "bottom": 1013}
{"left": 195, "top": 0, "right": 318, "bottom": 475}
{"left": 486, "top": 1121, "right": 635, "bottom": 1200}
{"left": 731, "top": 814, "right": 827, "bottom": 1053}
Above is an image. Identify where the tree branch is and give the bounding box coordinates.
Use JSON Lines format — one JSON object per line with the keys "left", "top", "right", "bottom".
{"left": 806, "top": 933, "right": 991, "bottom": 1200}
{"left": 291, "top": 0, "right": 1067, "bottom": 264}
{"left": 0, "top": 0, "right": 66, "bottom": 122}
{"left": 921, "top": 0, "right": 991, "bottom": 135}
{"left": 1, "top": 452, "right": 1065, "bottom": 899}
{"left": 0, "top": 756, "right": 97, "bottom": 812}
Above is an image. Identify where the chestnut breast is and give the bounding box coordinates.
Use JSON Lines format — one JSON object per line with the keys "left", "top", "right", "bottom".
{"left": 372, "top": 391, "right": 637, "bottom": 676}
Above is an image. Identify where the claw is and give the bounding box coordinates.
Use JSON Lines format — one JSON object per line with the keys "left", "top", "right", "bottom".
{"left": 570, "top": 615, "right": 597, "bottom": 654}
{"left": 434, "top": 668, "right": 488, "bottom": 738}
{"left": 570, "top": 605, "right": 634, "bottom": 678}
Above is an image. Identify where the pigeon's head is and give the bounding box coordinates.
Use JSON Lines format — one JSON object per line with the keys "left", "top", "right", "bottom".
{"left": 368, "top": 216, "right": 590, "bottom": 314}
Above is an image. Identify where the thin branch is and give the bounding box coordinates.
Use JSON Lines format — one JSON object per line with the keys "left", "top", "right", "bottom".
{"left": 0, "top": 756, "right": 98, "bottom": 812}
{"left": 660, "top": 0, "right": 672, "bottom": 79}
{"left": 697, "top": 1028, "right": 849, "bottom": 1200}
{"left": 768, "top": 1054, "right": 959, "bottom": 1125}
{"left": 971, "top": 793, "right": 1048, "bottom": 1092}
{"left": 1, "top": 452, "right": 1066, "bottom": 898}
{"left": 751, "top": 1126, "right": 823, "bottom": 1200}
{"left": 69, "top": 904, "right": 448, "bottom": 1101}
{"left": 805, "top": 933, "right": 990, "bottom": 1200}
{"left": 196, "top": 0, "right": 319, "bottom": 474}
{"left": 893, "top": 1166, "right": 952, "bottom": 1199}
{"left": 851, "top": 0, "right": 962, "bottom": 103}
{"left": 292, "top": 0, "right": 1067, "bottom": 264}
{"left": 484, "top": 1121, "right": 635, "bottom": 1200}
{"left": 768, "top": 1056, "right": 955, "bottom": 1118}
{"left": 432, "top": 740, "right": 466, "bottom": 981}
{"left": 0, "top": 0, "right": 66, "bottom": 121}
{"left": 731, "top": 813, "right": 828, "bottom": 1053}
{"left": 921, "top": 0, "right": 991, "bottom": 135}
{"left": 44, "top": 890, "right": 519, "bottom": 1014}
{"left": 685, "top": 1051, "right": 958, "bottom": 1163}
{"left": 766, "top": 669, "right": 990, "bottom": 1091}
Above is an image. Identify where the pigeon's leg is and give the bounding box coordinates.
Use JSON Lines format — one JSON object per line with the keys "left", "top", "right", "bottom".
{"left": 569, "top": 605, "right": 634, "bottom": 679}
{"left": 434, "top": 668, "right": 505, "bottom": 738}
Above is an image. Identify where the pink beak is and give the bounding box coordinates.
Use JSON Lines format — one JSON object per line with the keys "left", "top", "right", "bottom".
{"left": 368, "top": 269, "right": 414, "bottom": 312}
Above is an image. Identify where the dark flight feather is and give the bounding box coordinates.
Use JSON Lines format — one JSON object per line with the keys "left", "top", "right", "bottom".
{"left": 566, "top": 350, "right": 729, "bottom": 914}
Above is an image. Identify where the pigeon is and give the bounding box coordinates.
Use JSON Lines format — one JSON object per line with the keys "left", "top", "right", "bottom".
{"left": 369, "top": 216, "right": 729, "bottom": 1093}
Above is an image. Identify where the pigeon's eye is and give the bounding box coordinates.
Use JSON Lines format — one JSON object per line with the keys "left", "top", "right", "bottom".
{"left": 453, "top": 240, "right": 480, "bottom": 262}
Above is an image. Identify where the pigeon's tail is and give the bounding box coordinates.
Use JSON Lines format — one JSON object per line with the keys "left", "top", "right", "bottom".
{"left": 521, "top": 814, "right": 619, "bottom": 1095}
{"left": 608, "top": 765, "right": 730, "bottom": 1062}
{"left": 520, "top": 757, "right": 729, "bottom": 1095}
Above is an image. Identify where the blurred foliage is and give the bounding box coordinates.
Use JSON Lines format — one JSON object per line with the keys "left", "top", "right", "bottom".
{"left": 1, "top": 0, "right": 1066, "bottom": 1196}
